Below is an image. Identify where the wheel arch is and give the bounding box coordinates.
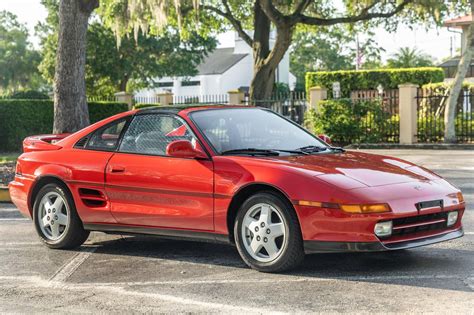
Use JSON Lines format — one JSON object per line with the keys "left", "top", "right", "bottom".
{"left": 28, "top": 175, "right": 71, "bottom": 216}
{"left": 226, "top": 182, "right": 299, "bottom": 244}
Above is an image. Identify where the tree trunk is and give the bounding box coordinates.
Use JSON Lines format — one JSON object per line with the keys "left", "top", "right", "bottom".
{"left": 119, "top": 75, "right": 129, "bottom": 92}
{"left": 249, "top": 3, "right": 293, "bottom": 101}
{"left": 444, "top": 3, "right": 474, "bottom": 143}
{"left": 53, "top": 0, "right": 99, "bottom": 134}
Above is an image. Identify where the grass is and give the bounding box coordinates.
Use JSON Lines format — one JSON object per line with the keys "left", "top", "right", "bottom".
{"left": 0, "top": 153, "right": 20, "bottom": 164}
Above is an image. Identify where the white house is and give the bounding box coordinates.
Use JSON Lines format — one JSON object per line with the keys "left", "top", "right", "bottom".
{"left": 135, "top": 32, "right": 296, "bottom": 102}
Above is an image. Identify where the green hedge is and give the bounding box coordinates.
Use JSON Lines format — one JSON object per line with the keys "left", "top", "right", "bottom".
{"left": 422, "top": 81, "right": 474, "bottom": 94}
{"left": 306, "top": 67, "right": 444, "bottom": 97}
{"left": 0, "top": 99, "right": 128, "bottom": 152}
{"left": 8, "top": 90, "right": 50, "bottom": 99}
{"left": 133, "top": 103, "right": 161, "bottom": 109}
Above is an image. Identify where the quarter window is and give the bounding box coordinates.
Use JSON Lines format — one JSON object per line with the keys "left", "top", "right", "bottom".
{"left": 119, "top": 114, "right": 197, "bottom": 156}
{"left": 86, "top": 119, "right": 127, "bottom": 151}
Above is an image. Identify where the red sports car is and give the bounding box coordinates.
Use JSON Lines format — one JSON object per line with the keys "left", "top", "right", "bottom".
{"left": 9, "top": 106, "right": 465, "bottom": 272}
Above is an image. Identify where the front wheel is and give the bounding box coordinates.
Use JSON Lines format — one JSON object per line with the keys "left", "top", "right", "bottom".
{"left": 33, "top": 183, "right": 89, "bottom": 249}
{"left": 234, "top": 192, "right": 304, "bottom": 272}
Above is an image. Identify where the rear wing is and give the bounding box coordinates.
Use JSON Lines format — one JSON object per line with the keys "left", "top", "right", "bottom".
{"left": 23, "top": 134, "right": 71, "bottom": 153}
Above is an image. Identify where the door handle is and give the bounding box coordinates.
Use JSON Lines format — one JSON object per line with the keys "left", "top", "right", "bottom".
{"left": 109, "top": 165, "right": 125, "bottom": 173}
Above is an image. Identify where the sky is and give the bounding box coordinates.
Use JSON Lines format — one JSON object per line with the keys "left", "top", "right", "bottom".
{"left": 0, "top": 0, "right": 463, "bottom": 64}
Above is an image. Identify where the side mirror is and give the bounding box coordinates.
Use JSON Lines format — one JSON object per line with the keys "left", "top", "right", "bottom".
{"left": 318, "top": 134, "right": 332, "bottom": 144}
{"left": 166, "top": 140, "right": 207, "bottom": 159}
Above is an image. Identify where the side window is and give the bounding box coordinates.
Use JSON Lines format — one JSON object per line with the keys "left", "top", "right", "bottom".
{"left": 86, "top": 119, "right": 127, "bottom": 151}
{"left": 119, "top": 114, "right": 197, "bottom": 156}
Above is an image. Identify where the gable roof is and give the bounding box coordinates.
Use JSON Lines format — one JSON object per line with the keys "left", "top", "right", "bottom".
{"left": 197, "top": 47, "right": 248, "bottom": 75}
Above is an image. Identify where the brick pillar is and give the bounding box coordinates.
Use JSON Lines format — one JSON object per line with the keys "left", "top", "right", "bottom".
{"left": 157, "top": 92, "right": 173, "bottom": 105}
{"left": 228, "top": 90, "right": 245, "bottom": 105}
{"left": 308, "top": 86, "right": 327, "bottom": 111}
{"left": 114, "top": 92, "right": 133, "bottom": 110}
{"left": 398, "top": 84, "right": 418, "bottom": 144}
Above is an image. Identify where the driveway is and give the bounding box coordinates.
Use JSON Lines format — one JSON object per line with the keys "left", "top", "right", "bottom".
{"left": 0, "top": 149, "right": 473, "bottom": 313}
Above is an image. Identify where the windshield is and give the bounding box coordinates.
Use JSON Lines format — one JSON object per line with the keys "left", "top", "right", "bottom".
{"left": 190, "top": 108, "right": 327, "bottom": 154}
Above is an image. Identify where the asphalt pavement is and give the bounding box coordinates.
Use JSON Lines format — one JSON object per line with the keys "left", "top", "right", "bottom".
{"left": 0, "top": 149, "right": 473, "bottom": 313}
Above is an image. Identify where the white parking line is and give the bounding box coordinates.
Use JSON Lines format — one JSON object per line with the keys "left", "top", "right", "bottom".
{"left": 0, "top": 218, "right": 29, "bottom": 221}
{"left": 49, "top": 246, "right": 97, "bottom": 282}
{"left": 0, "top": 275, "right": 285, "bottom": 314}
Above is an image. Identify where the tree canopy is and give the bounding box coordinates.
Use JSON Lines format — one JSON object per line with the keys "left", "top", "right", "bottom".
{"left": 38, "top": 0, "right": 216, "bottom": 98}
{"left": 290, "top": 26, "right": 383, "bottom": 91}
{"left": 0, "top": 11, "right": 43, "bottom": 93}
{"left": 387, "top": 47, "right": 434, "bottom": 68}
{"left": 98, "top": 0, "right": 470, "bottom": 99}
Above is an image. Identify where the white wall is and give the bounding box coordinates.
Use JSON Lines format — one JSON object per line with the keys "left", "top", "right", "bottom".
{"left": 135, "top": 31, "right": 293, "bottom": 99}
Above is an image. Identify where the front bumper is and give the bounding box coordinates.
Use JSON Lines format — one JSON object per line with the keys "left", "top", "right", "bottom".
{"left": 304, "top": 228, "right": 464, "bottom": 254}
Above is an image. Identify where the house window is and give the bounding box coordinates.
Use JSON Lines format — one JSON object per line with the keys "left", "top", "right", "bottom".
{"left": 157, "top": 82, "right": 174, "bottom": 87}
{"left": 181, "top": 81, "right": 201, "bottom": 87}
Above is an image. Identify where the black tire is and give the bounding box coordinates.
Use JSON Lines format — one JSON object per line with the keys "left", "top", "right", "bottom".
{"left": 234, "top": 191, "right": 304, "bottom": 272}
{"left": 33, "top": 183, "right": 89, "bottom": 249}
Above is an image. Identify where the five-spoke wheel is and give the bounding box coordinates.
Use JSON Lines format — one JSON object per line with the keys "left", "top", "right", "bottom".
{"left": 242, "top": 203, "right": 286, "bottom": 262}
{"left": 33, "top": 183, "right": 89, "bottom": 249}
{"left": 38, "top": 191, "right": 69, "bottom": 240}
{"left": 235, "top": 192, "right": 304, "bottom": 272}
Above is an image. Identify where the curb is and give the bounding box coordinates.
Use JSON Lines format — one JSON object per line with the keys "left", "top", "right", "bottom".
{"left": 346, "top": 143, "right": 474, "bottom": 150}
{"left": 0, "top": 186, "right": 11, "bottom": 203}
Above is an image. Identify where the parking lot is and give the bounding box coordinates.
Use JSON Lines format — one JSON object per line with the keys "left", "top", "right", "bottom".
{"left": 0, "top": 149, "right": 473, "bottom": 313}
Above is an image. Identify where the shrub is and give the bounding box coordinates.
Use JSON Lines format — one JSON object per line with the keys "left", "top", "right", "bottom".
{"left": 306, "top": 67, "right": 444, "bottom": 97}
{"left": 305, "top": 99, "right": 361, "bottom": 145}
{"left": 133, "top": 103, "right": 161, "bottom": 109}
{"left": 305, "top": 99, "right": 400, "bottom": 145}
{"left": 8, "top": 90, "right": 50, "bottom": 99}
{"left": 0, "top": 99, "right": 128, "bottom": 152}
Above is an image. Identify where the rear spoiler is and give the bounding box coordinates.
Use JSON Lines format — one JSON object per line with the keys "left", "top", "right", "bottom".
{"left": 23, "top": 134, "right": 71, "bottom": 153}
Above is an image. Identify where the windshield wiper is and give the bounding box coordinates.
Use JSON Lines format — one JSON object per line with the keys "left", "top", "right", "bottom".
{"left": 271, "top": 149, "right": 310, "bottom": 155}
{"left": 295, "top": 145, "right": 328, "bottom": 153}
{"left": 221, "top": 148, "right": 280, "bottom": 156}
{"left": 327, "top": 147, "right": 345, "bottom": 153}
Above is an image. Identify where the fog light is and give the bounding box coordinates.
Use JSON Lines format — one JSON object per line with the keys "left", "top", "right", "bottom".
{"left": 447, "top": 211, "right": 458, "bottom": 227}
{"left": 374, "top": 221, "right": 392, "bottom": 237}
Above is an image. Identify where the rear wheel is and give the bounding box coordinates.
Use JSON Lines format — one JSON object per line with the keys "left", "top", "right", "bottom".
{"left": 234, "top": 192, "right": 304, "bottom": 272}
{"left": 33, "top": 183, "right": 89, "bottom": 249}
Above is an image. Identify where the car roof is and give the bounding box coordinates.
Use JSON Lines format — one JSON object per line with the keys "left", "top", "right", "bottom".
{"left": 137, "top": 104, "right": 256, "bottom": 115}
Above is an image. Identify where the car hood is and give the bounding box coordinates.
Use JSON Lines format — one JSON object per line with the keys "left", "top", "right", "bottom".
{"left": 270, "top": 151, "right": 441, "bottom": 189}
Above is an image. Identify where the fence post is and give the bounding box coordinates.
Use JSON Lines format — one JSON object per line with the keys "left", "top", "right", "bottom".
{"left": 398, "top": 84, "right": 418, "bottom": 144}
{"left": 228, "top": 90, "right": 245, "bottom": 105}
{"left": 157, "top": 92, "right": 173, "bottom": 105}
{"left": 114, "top": 91, "right": 134, "bottom": 110}
{"left": 309, "top": 86, "right": 327, "bottom": 111}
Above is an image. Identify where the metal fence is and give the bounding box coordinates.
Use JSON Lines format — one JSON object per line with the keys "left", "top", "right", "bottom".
{"left": 416, "top": 89, "right": 473, "bottom": 143}
{"left": 246, "top": 91, "right": 307, "bottom": 125}
{"left": 350, "top": 89, "right": 400, "bottom": 143}
{"left": 173, "top": 94, "right": 229, "bottom": 105}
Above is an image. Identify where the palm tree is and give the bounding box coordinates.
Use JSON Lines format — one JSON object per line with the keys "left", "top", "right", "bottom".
{"left": 387, "top": 47, "right": 434, "bottom": 68}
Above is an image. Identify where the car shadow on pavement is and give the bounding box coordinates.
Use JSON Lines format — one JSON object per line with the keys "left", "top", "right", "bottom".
{"left": 81, "top": 234, "right": 472, "bottom": 292}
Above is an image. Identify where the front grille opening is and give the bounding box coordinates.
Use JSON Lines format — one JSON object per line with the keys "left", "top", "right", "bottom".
{"left": 388, "top": 212, "right": 449, "bottom": 239}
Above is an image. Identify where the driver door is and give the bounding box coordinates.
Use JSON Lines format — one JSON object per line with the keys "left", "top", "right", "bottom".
{"left": 105, "top": 113, "right": 214, "bottom": 231}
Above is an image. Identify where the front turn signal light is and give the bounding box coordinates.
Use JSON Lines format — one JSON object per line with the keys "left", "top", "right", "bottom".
{"left": 340, "top": 203, "right": 391, "bottom": 214}
{"left": 457, "top": 192, "right": 464, "bottom": 204}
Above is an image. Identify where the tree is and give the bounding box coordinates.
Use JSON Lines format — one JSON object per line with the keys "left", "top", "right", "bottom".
{"left": 52, "top": 0, "right": 470, "bottom": 132}
{"left": 386, "top": 47, "right": 434, "bottom": 68}
{"left": 0, "top": 11, "right": 43, "bottom": 93}
{"left": 39, "top": 20, "right": 216, "bottom": 98}
{"left": 290, "top": 26, "right": 383, "bottom": 90}
{"left": 444, "top": 1, "right": 474, "bottom": 143}
{"left": 102, "top": 0, "right": 468, "bottom": 101}
{"left": 53, "top": 0, "right": 99, "bottom": 133}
